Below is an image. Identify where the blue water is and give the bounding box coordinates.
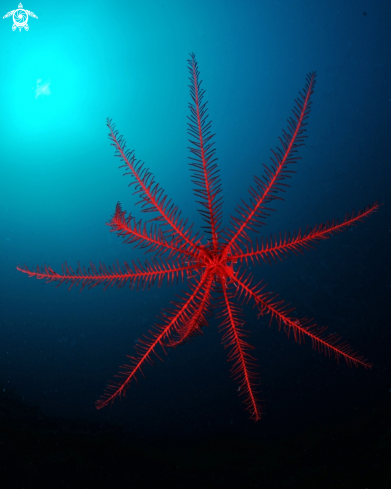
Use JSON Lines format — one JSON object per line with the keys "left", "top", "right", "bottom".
{"left": 0, "top": 1, "right": 390, "bottom": 484}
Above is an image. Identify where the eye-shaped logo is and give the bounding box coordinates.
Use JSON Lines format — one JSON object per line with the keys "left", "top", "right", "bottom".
{"left": 3, "top": 3, "right": 38, "bottom": 32}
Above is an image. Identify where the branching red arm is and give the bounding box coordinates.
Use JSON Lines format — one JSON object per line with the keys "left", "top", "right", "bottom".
{"left": 187, "top": 53, "right": 223, "bottom": 250}
{"left": 108, "top": 201, "right": 200, "bottom": 259}
{"left": 230, "top": 202, "right": 380, "bottom": 266}
{"left": 17, "top": 259, "right": 199, "bottom": 292}
{"left": 107, "top": 119, "right": 203, "bottom": 257}
{"left": 231, "top": 271, "right": 372, "bottom": 369}
{"left": 218, "top": 282, "right": 261, "bottom": 421}
{"left": 164, "top": 274, "right": 214, "bottom": 347}
{"left": 223, "top": 72, "right": 317, "bottom": 255}
{"left": 96, "top": 273, "right": 211, "bottom": 409}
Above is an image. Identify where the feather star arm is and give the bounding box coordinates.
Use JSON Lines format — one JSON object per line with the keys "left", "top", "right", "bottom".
{"left": 17, "top": 259, "right": 199, "bottom": 292}
{"left": 223, "top": 72, "right": 316, "bottom": 255}
{"left": 187, "top": 53, "right": 223, "bottom": 250}
{"left": 164, "top": 274, "right": 214, "bottom": 347}
{"left": 107, "top": 119, "right": 204, "bottom": 258}
{"left": 96, "top": 273, "right": 211, "bottom": 409}
{"left": 229, "top": 202, "right": 380, "bottom": 265}
{"left": 218, "top": 282, "right": 261, "bottom": 421}
{"left": 231, "top": 271, "right": 372, "bottom": 369}
{"left": 108, "top": 201, "right": 200, "bottom": 259}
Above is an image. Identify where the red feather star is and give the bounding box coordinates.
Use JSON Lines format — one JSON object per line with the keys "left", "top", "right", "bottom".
{"left": 18, "top": 54, "right": 379, "bottom": 421}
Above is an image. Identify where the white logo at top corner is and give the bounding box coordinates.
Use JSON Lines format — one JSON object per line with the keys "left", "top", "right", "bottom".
{"left": 2, "top": 3, "right": 38, "bottom": 32}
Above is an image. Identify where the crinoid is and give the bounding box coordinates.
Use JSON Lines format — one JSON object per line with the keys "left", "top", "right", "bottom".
{"left": 18, "top": 54, "right": 379, "bottom": 421}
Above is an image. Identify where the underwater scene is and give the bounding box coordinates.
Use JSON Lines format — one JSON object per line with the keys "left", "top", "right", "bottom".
{"left": 0, "top": 0, "right": 390, "bottom": 487}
